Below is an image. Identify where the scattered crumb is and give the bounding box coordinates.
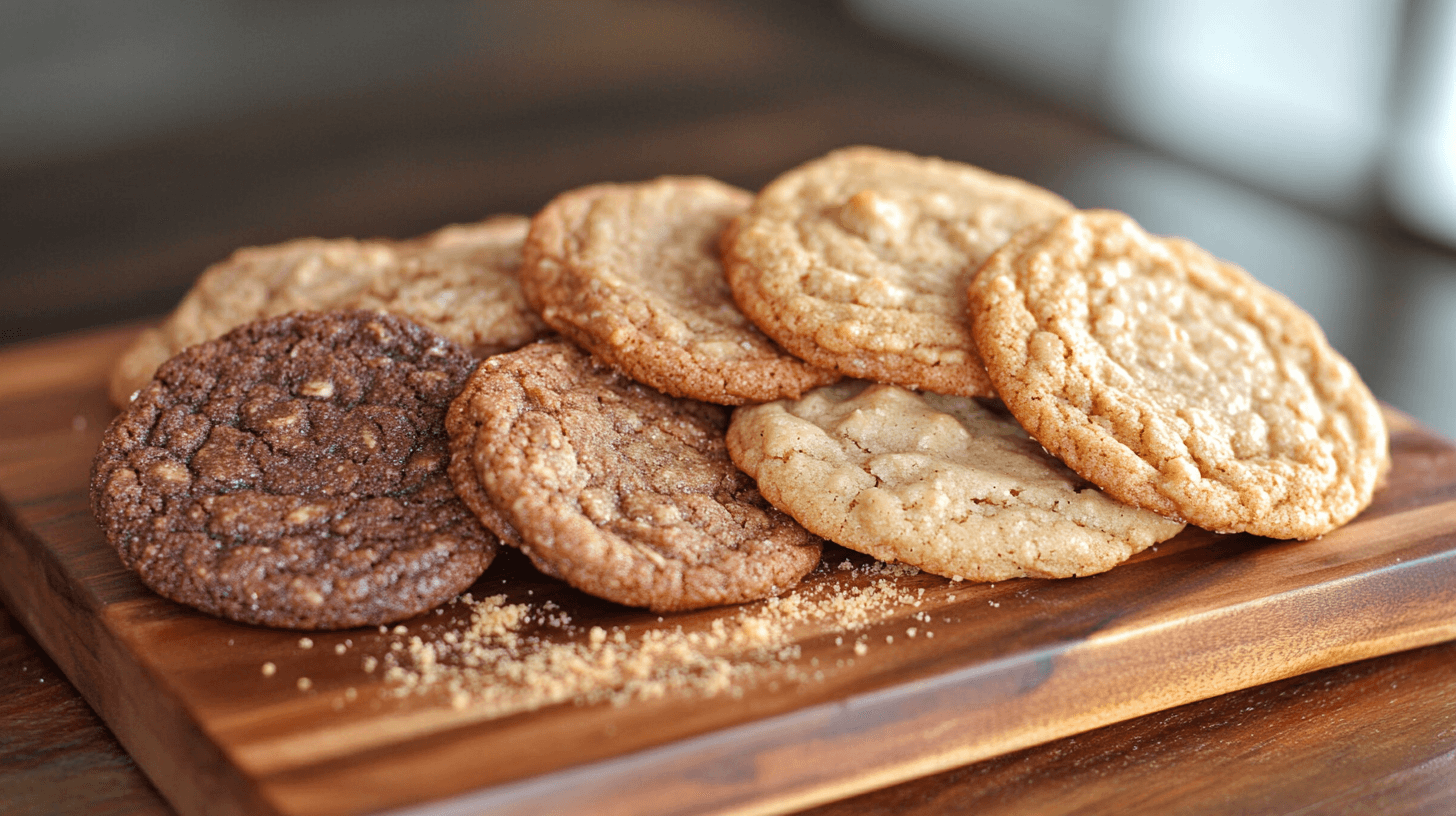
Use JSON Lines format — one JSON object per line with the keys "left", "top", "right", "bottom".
{"left": 334, "top": 643, "right": 347, "bottom": 655}
{"left": 297, "top": 677, "right": 312, "bottom": 691}
{"left": 298, "top": 637, "right": 314, "bottom": 649}
{"left": 261, "top": 662, "right": 276, "bottom": 677}
{"left": 375, "top": 563, "right": 933, "bottom": 719}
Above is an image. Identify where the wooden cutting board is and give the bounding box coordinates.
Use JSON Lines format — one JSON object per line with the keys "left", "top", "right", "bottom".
{"left": 2, "top": 324, "right": 1454, "bottom": 816}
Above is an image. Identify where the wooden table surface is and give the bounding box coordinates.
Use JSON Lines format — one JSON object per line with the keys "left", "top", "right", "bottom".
{"left": 4, "top": 2, "right": 1456, "bottom": 814}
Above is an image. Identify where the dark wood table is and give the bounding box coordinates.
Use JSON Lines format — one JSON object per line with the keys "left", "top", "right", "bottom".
{"left": 4, "top": 2, "right": 1455, "bottom": 813}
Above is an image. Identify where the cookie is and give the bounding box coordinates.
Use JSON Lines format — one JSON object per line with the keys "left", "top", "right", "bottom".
{"left": 108, "top": 216, "right": 548, "bottom": 406}
{"left": 446, "top": 339, "right": 823, "bottom": 612}
{"left": 727, "top": 381, "right": 1184, "bottom": 581}
{"left": 520, "top": 176, "right": 838, "bottom": 405}
{"left": 91, "top": 310, "right": 497, "bottom": 630}
{"left": 968, "top": 209, "right": 1389, "bottom": 540}
{"left": 721, "top": 146, "right": 1073, "bottom": 397}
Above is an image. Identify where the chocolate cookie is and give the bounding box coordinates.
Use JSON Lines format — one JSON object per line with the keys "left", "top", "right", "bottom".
{"left": 728, "top": 381, "right": 1184, "bottom": 582}
{"left": 721, "top": 146, "right": 1073, "bottom": 397}
{"left": 521, "top": 177, "right": 838, "bottom": 405}
{"left": 91, "top": 311, "right": 498, "bottom": 629}
{"left": 968, "top": 210, "right": 1389, "bottom": 539}
{"left": 108, "top": 216, "right": 548, "bottom": 406}
{"left": 446, "top": 339, "right": 823, "bottom": 612}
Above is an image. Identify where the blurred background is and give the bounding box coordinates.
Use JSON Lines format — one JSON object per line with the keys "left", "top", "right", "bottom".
{"left": 2, "top": 0, "right": 1454, "bottom": 437}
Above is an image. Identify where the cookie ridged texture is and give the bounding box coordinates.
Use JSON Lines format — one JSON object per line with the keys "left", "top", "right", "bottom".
{"left": 969, "top": 210, "right": 1389, "bottom": 540}
{"left": 722, "top": 146, "right": 1073, "bottom": 397}
{"left": 447, "top": 339, "right": 823, "bottom": 612}
{"left": 108, "top": 216, "right": 548, "bottom": 407}
{"left": 90, "top": 311, "right": 498, "bottom": 630}
{"left": 520, "top": 177, "right": 838, "bottom": 405}
{"left": 728, "top": 381, "right": 1184, "bottom": 581}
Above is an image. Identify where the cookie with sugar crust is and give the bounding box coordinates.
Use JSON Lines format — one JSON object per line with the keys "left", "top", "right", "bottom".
{"left": 721, "top": 146, "right": 1073, "bottom": 397}
{"left": 520, "top": 176, "right": 837, "bottom": 405}
{"left": 968, "top": 209, "right": 1388, "bottom": 540}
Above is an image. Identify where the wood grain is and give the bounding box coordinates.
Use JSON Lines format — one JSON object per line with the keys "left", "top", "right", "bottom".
{"left": 1, "top": 325, "right": 1454, "bottom": 816}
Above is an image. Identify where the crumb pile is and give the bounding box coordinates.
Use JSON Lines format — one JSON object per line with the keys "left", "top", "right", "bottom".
{"left": 373, "top": 560, "right": 928, "bottom": 718}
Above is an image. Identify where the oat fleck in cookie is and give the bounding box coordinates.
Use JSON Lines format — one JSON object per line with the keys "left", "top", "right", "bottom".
{"left": 447, "top": 339, "right": 823, "bottom": 612}
{"left": 969, "top": 209, "right": 1389, "bottom": 539}
{"left": 107, "top": 216, "right": 548, "bottom": 407}
{"left": 521, "top": 176, "right": 838, "bottom": 405}
{"left": 91, "top": 311, "right": 498, "bottom": 629}
{"left": 728, "top": 381, "right": 1184, "bottom": 581}
{"left": 722, "top": 146, "right": 1073, "bottom": 397}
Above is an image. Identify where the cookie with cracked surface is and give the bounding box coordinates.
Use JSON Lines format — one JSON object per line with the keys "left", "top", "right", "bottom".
{"left": 727, "top": 381, "right": 1184, "bottom": 581}
{"left": 108, "top": 216, "right": 548, "bottom": 406}
{"left": 968, "top": 209, "right": 1389, "bottom": 540}
{"left": 721, "top": 146, "right": 1073, "bottom": 397}
{"left": 521, "top": 176, "right": 838, "bottom": 405}
{"left": 447, "top": 339, "right": 822, "bottom": 612}
{"left": 91, "top": 310, "right": 498, "bottom": 630}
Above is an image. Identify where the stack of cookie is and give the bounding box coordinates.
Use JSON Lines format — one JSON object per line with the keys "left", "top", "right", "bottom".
{"left": 90, "top": 146, "right": 1389, "bottom": 630}
{"left": 719, "top": 147, "right": 1386, "bottom": 584}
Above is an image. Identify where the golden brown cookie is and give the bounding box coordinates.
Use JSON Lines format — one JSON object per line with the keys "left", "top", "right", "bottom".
{"left": 91, "top": 311, "right": 498, "bottom": 630}
{"left": 446, "top": 339, "right": 823, "bottom": 612}
{"left": 728, "top": 381, "right": 1184, "bottom": 581}
{"left": 968, "top": 209, "right": 1389, "bottom": 540}
{"left": 721, "top": 146, "right": 1073, "bottom": 397}
{"left": 520, "top": 177, "right": 838, "bottom": 405}
{"left": 108, "top": 216, "right": 548, "bottom": 406}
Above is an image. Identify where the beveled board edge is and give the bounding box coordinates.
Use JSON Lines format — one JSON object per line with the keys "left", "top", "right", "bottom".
{"left": 371, "top": 530, "right": 1456, "bottom": 816}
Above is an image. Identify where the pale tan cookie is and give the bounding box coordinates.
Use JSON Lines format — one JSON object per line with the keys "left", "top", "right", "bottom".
{"left": 721, "top": 146, "right": 1073, "bottom": 397}
{"left": 108, "top": 216, "right": 548, "bottom": 406}
{"left": 520, "top": 177, "right": 838, "bottom": 405}
{"left": 728, "top": 381, "right": 1184, "bottom": 581}
{"left": 447, "top": 339, "right": 823, "bottom": 612}
{"left": 969, "top": 209, "right": 1389, "bottom": 540}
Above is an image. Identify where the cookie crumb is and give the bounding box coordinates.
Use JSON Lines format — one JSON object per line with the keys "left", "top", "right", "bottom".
{"left": 297, "top": 677, "right": 312, "bottom": 691}
{"left": 378, "top": 564, "right": 928, "bottom": 718}
{"left": 298, "top": 637, "right": 314, "bottom": 649}
{"left": 261, "top": 662, "right": 276, "bottom": 677}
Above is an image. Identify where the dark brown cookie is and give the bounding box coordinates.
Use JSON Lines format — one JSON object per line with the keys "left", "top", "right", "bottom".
{"left": 446, "top": 339, "right": 823, "bottom": 612}
{"left": 91, "top": 310, "right": 498, "bottom": 630}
